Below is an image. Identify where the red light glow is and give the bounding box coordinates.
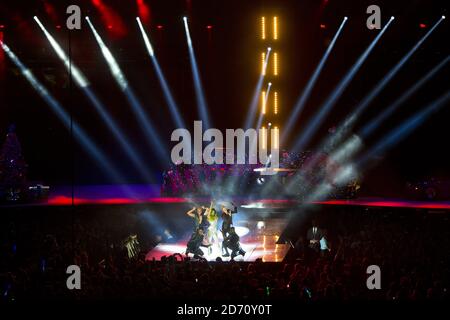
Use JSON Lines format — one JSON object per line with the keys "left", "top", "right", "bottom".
{"left": 44, "top": 194, "right": 450, "bottom": 210}
{"left": 43, "top": 1, "right": 59, "bottom": 24}
{"left": 91, "top": 0, "right": 127, "bottom": 37}
{"left": 136, "top": 0, "right": 151, "bottom": 25}
{"left": 313, "top": 199, "right": 450, "bottom": 210}
{"left": 47, "top": 196, "right": 189, "bottom": 206}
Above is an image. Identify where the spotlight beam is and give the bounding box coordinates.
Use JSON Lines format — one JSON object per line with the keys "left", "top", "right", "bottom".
{"left": 302, "top": 162, "right": 358, "bottom": 205}
{"left": 247, "top": 84, "right": 272, "bottom": 189}
{"left": 183, "top": 17, "right": 211, "bottom": 129}
{"left": 1, "top": 42, "right": 126, "bottom": 186}
{"left": 270, "top": 18, "right": 393, "bottom": 196}
{"left": 319, "top": 92, "right": 450, "bottom": 198}
{"left": 34, "top": 16, "right": 157, "bottom": 183}
{"left": 281, "top": 17, "right": 348, "bottom": 143}
{"left": 244, "top": 47, "right": 271, "bottom": 129}
{"left": 314, "top": 55, "right": 448, "bottom": 170}
{"left": 255, "top": 82, "right": 272, "bottom": 129}
{"left": 86, "top": 17, "right": 168, "bottom": 163}
{"left": 34, "top": 16, "right": 88, "bottom": 88}
{"left": 292, "top": 17, "right": 394, "bottom": 152}
{"left": 360, "top": 55, "right": 450, "bottom": 138}
{"left": 230, "top": 80, "right": 270, "bottom": 193}
{"left": 316, "top": 16, "right": 445, "bottom": 158}
{"left": 309, "top": 91, "right": 450, "bottom": 204}
{"left": 359, "top": 90, "right": 450, "bottom": 166}
{"left": 333, "top": 16, "right": 445, "bottom": 142}
{"left": 136, "top": 17, "right": 186, "bottom": 129}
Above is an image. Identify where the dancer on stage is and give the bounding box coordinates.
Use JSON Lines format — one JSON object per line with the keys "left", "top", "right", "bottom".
{"left": 223, "top": 227, "right": 246, "bottom": 259}
{"left": 186, "top": 206, "right": 204, "bottom": 232}
{"left": 186, "top": 228, "right": 205, "bottom": 258}
{"left": 221, "top": 202, "right": 237, "bottom": 257}
{"left": 186, "top": 205, "right": 211, "bottom": 255}
{"left": 205, "top": 201, "right": 220, "bottom": 254}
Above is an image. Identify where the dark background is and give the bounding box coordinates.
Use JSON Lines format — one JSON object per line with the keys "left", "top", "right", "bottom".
{"left": 0, "top": 0, "right": 448, "bottom": 195}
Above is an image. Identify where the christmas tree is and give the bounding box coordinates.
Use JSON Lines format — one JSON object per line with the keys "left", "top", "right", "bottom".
{"left": 0, "top": 124, "right": 28, "bottom": 199}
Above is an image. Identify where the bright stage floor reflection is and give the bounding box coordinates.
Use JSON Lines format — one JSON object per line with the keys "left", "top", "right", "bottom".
{"left": 146, "top": 219, "right": 290, "bottom": 262}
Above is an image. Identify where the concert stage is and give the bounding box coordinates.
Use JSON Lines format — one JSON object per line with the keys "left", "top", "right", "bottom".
{"left": 4, "top": 183, "right": 450, "bottom": 218}
{"left": 40, "top": 184, "right": 450, "bottom": 210}
{"left": 2, "top": 184, "right": 450, "bottom": 264}
{"left": 145, "top": 218, "right": 291, "bottom": 262}
{"left": 31, "top": 184, "right": 449, "bottom": 263}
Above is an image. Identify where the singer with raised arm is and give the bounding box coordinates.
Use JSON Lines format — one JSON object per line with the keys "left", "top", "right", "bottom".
{"left": 186, "top": 206, "right": 204, "bottom": 233}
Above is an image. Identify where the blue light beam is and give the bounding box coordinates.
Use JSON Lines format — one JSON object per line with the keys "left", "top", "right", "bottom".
{"left": 359, "top": 90, "right": 450, "bottom": 166}
{"left": 86, "top": 17, "right": 168, "bottom": 163}
{"left": 339, "top": 16, "right": 446, "bottom": 135}
{"left": 34, "top": 16, "right": 157, "bottom": 183}
{"left": 281, "top": 17, "right": 348, "bottom": 143}
{"left": 292, "top": 17, "right": 394, "bottom": 152}
{"left": 183, "top": 16, "right": 211, "bottom": 129}
{"left": 244, "top": 47, "right": 271, "bottom": 129}
{"left": 255, "top": 82, "right": 272, "bottom": 130}
{"left": 1, "top": 42, "right": 126, "bottom": 185}
{"left": 361, "top": 55, "right": 450, "bottom": 138}
{"left": 137, "top": 17, "right": 186, "bottom": 129}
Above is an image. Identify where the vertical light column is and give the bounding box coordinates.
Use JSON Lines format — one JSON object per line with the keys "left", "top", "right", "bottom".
{"left": 261, "top": 16, "right": 266, "bottom": 40}
{"left": 274, "top": 91, "right": 278, "bottom": 115}
{"left": 273, "top": 52, "right": 278, "bottom": 76}
{"left": 259, "top": 15, "right": 280, "bottom": 150}
{"left": 273, "top": 16, "right": 278, "bottom": 40}
{"left": 261, "top": 51, "right": 266, "bottom": 75}
{"left": 261, "top": 91, "right": 267, "bottom": 114}
{"left": 273, "top": 126, "right": 279, "bottom": 149}
{"left": 261, "top": 126, "right": 267, "bottom": 150}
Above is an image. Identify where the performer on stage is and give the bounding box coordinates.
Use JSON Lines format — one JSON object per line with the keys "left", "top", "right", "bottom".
{"left": 206, "top": 201, "right": 220, "bottom": 254}
{"left": 186, "top": 205, "right": 211, "bottom": 248}
{"left": 186, "top": 206, "right": 204, "bottom": 232}
{"left": 221, "top": 202, "right": 237, "bottom": 256}
{"left": 186, "top": 228, "right": 205, "bottom": 258}
{"left": 223, "top": 227, "right": 246, "bottom": 259}
{"left": 199, "top": 208, "right": 211, "bottom": 247}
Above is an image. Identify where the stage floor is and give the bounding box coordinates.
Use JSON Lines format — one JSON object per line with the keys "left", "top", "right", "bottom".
{"left": 36, "top": 185, "right": 450, "bottom": 210}
{"left": 145, "top": 218, "right": 290, "bottom": 262}
{"left": 4, "top": 184, "right": 450, "bottom": 263}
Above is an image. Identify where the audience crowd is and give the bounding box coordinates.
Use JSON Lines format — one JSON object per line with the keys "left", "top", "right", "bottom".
{"left": 0, "top": 205, "right": 448, "bottom": 301}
